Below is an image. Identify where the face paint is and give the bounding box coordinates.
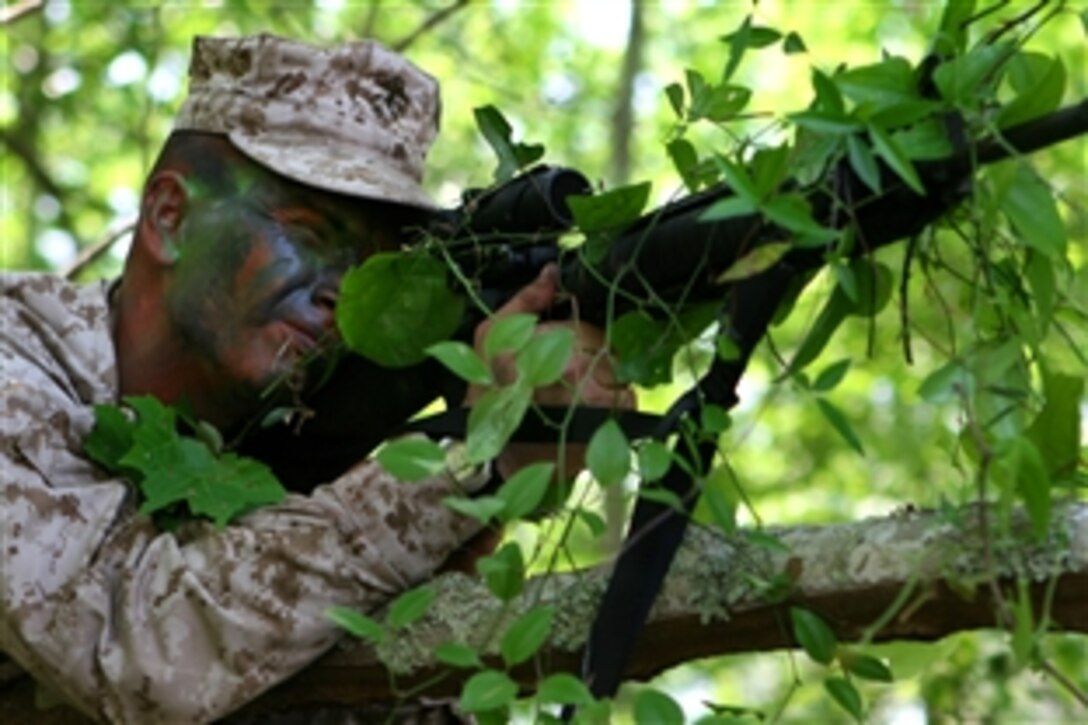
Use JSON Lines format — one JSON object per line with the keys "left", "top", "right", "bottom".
{"left": 163, "top": 188, "right": 384, "bottom": 424}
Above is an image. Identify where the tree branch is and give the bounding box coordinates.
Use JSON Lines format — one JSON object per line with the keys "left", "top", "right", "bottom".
{"left": 392, "top": 0, "right": 471, "bottom": 53}
{"left": 0, "top": 0, "right": 43, "bottom": 25}
{"left": 608, "top": 0, "right": 645, "bottom": 186}
{"left": 237, "top": 502, "right": 1088, "bottom": 714}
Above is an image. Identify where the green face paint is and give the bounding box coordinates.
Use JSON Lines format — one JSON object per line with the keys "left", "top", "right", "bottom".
{"left": 162, "top": 179, "right": 399, "bottom": 427}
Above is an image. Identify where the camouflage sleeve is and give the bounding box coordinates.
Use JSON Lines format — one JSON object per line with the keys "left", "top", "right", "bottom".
{"left": 1, "top": 377, "right": 488, "bottom": 722}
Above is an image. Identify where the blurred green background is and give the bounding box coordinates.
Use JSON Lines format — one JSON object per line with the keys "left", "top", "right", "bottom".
{"left": 2, "top": 1, "right": 1084, "bottom": 722}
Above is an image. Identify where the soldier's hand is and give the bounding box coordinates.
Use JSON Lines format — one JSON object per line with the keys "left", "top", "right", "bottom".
{"left": 465, "top": 264, "right": 635, "bottom": 480}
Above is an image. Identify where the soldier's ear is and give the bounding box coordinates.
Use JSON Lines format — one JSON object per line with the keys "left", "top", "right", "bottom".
{"left": 138, "top": 171, "right": 189, "bottom": 265}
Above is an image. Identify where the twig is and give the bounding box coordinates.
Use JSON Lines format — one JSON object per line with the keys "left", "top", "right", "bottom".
{"left": 392, "top": 0, "right": 471, "bottom": 53}
{"left": 899, "top": 235, "right": 918, "bottom": 364}
{"left": 1, "top": 128, "right": 65, "bottom": 199}
{"left": 984, "top": 0, "right": 1052, "bottom": 44}
{"left": 0, "top": 0, "right": 43, "bottom": 25}
{"left": 63, "top": 220, "right": 136, "bottom": 279}
{"left": 1039, "top": 658, "right": 1088, "bottom": 708}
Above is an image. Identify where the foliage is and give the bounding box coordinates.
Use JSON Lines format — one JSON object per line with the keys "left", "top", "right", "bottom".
{"left": 84, "top": 395, "right": 285, "bottom": 528}
{"left": 5, "top": 0, "right": 1086, "bottom": 722}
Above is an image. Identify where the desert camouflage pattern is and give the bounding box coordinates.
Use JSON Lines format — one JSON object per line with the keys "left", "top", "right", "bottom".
{"left": 174, "top": 34, "right": 441, "bottom": 209}
{"left": 0, "top": 272, "right": 487, "bottom": 722}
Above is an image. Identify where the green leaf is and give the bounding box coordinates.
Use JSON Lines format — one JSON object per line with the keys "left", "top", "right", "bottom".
{"left": 1025, "top": 372, "right": 1083, "bottom": 479}
{"left": 337, "top": 252, "right": 465, "bottom": 367}
{"left": 474, "top": 105, "right": 545, "bottom": 182}
{"left": 848, "top": 261, "right": 894, "bottom": 317}
{"left": 426, "top": 341, "right": 493, "bottom": 385}
{"left": 746, "top": 530, "right": 790, "bottom": 553}
{"left": 917, "top": 359, "right": 971, "bottom": 404}
{"left": 811, "top": 68, "right": 845, "bottom": 115}
{"left": 610, "top": 312, "right": 675, "bottom": 386}
{"left": 192, "top": 420, "right": 223, "bottom": 454}
{"left": 577, "top": 509, "right": 607, "bottom": 538}
{"left": 567, "top": 182, "right": 652, "bottom": 233}
{"left": 722, "top": 23, "right": 782, "bottom": 49}
{"left": 841, "top": 651, "right": 894, "bottom": 682}
{"left": 761, "top": 194, "right": 837, "bottom": 241}
{"left": 701, "top": 404, "right": 732, "bottom": 435}
{"left": 714, "top": 242, "right": 792, "bottom": 284}
{"left": 101, "top": 397, "right": 285, "bottom": 528}
{"left": 667, "top": 138, "right": 700, "bottom": 192}
{"left": 1001, "top": 163, "right": 1067, "bottom": 258}
{"left": 815, "top": 398, "right": 865, "bottom": 456}
{"left": 999, "top": 53, "right": 1066, "bottom": 127}
{"left": 376, "top": 437, "right": 448, "bottom": 482}
{"left": 699, "top": 194, "right": 757, "bottom": 222}
{"left": 790, "top": 607, "right": 838, "bottom": 664}
{"left": 460, "top": 670, "right": 519, "bottom": 713}
{"left": 868, "top": 125, "right": 924, "bottom": 195}
{"left": 516, "top": 327, "right": 575, "bottom": 386}
{"left": 500, "top": 606, "right": 554, "bottom": 666}
{"left": 783, "top": 31, "right": 806, "bottom": 54}
{"left": 466, "top": 382, "right": 533, "bottom": 463}
{"left": 1025, "top": 253, "right": 1056, "bottom": 330}
{"left": 835, "top": 57, "right": 918, "bottom": 112}
{"left": 831, "top": 262, "right": 858, "bottom": 303}
{"left": 812, "top": 359, "right": 852, "bottom": 392}
{"left": 892, "top": 117, "right": 955, "bottom": 160}
{"left": 783, "top": 258, "right": 891, "bottom": 377}
{"left": 128, "top": 435, "right": 283, "bottom": 528}
{"left": 85, "top": 403, "right": 137, "bottom": 474}
{"left": 633, "top": 688, "right": 685, "bottom": 725}
{"left": 825, "top": 676, "right": 864, "bottom": 721}
{"left": 387, "top": 584, "right": 436, "bottom": 629}
{"left": 587, "top": 419, "right": 630, "bottom": 487}
{"left": 536, "top": 673, "right": 593, "bottom": 706}
{"left": 934, "top": 0, "right": 976, "bottom": 56}
{"left": 1011, "top": 580, "right": 1035, "bottom": 668}
{"left": 637, "top": 441, "right": 673, "bottom": 482}
{"left": 691, "top": 83, "right": 752, "bottom": 123}
{"left": 198, "top": 453, "right": 287, "bottom": 526}
{"left": 717, "top": 334, "right": 741, "bottom": 362}
{"left": 496, "top": 462, "right": 555, "bottom": 521}
{"left": 846, "top": 134, "right": 881, "bottom": 193}
{"left": 1002, "top": 436, "right": 1052, "bottom": 538}
{"left": 477, "top": 542, "right": 525, "bottom": 601}
{"left": 720, "top": 17, "right": 781, "bottom": 82}
{"left": 325, "top": 607, "right": 385, "bottom": 644}
{"left": 788, "top": 110, "right": 862, "bottom": 135}
{"left": 714, "top": 155, "right": 760, "bottom": 203}
{"left": 869, "top": 98, "right": 940, "bottom": 130}
{"left": 443, "top": 495, "right": 506, "bottom": 524}
{"left": 751, "top": 143, "right": 792, "bottom": 197}
{"left": 665, "top": 82, "right": 685, "bottom": 118}
{"left": 484, "top": 313, "right": 538, "bottom": 359}
{"left": 435, "top": 641, "right": 483, "bottom": 669}
{"left": 933, "top": 43, "right": 1008, "bottom": 107}
{"left": 784, "top": 295, "right": 849, "bottom": 377}
{"left": 695, "top": 464, "right": 739, "bottom": 535}
{"left": 638, "top": 487, "right": 684, "bottom": 510}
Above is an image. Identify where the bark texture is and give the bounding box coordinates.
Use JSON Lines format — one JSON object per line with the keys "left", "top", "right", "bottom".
{"left": 238, "top": 502, "right": 1088, "bottom": 714}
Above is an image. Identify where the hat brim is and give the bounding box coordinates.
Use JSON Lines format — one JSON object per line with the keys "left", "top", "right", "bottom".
{"left": 228, "top": 129, "right": 438, "bottom": 210}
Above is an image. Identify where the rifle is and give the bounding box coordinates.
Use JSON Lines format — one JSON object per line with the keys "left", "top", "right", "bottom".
{"left": 239, "top": 98, "right": 1087, "bottom": 699}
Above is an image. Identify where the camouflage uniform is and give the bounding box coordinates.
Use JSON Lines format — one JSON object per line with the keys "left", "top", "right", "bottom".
{"left": 0, "top": 272, "right": 487, "bottom": 722}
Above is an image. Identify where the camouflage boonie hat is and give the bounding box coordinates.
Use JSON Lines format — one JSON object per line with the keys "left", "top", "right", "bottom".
{"left": 174, "top": 34, "right": 440, "bottom": 209}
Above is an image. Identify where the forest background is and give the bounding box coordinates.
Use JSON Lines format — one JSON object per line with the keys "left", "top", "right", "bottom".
{"left": 2, "top": 1, "right": 1086, "bottom": 723}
